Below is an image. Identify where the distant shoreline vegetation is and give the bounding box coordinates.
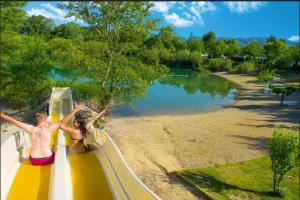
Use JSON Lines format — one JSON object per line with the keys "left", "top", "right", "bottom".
{"left": 1, "top": 2, "right": 299, "bottom": 112}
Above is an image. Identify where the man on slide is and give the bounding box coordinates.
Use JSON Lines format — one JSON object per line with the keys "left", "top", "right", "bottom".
{"left": 0, "top": 102, "right": 85, "bottom": 166}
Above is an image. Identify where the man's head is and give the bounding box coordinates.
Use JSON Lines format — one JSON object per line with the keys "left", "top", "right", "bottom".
{"left": 35, "top": 111, "right": 48, "bottom": 123}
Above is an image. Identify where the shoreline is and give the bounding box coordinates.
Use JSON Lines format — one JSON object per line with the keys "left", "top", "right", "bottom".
{"left": 107, "top": 71, "right": 244, "bottom": 120}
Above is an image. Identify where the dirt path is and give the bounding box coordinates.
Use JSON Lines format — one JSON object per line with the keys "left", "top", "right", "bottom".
{"left": 105, "top": 73, "right": 299, "bottom": 200}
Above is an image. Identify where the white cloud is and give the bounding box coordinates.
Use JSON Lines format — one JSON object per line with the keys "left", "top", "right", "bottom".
{"left": 152, "top": 1, "right": 217, "bottom": 28}
{"left": 152, "top": 2, "right": 176, "bottom": 13}
{"left": 225, "top": 2, "right": 264, "bottom": 13}
{"left": 27, "top": 3, "right": 83, "bottom": 24}
{"left": 288, "top": 35, "right": 300, "bottom": 42}
{"left": 27, "top": 8, "right": 56, "bottom": 19}
{"left": 164, "top": 13, "right": 193, "bottom": 28}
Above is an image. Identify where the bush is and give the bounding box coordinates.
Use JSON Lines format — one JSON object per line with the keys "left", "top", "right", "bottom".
{"left": 236, "top": 61, "right": 257, "bottom": 74}
{"left": 256, "top": 69, "right": 277, "bottom": 86}
{"left": 206, "top": 58, "right": 233, "bottom": 72}
{"left": 190, "top": 51, "right": 204, "bottom": 69}
{"left": 269, "top": 127, "right": 299, "bottom": 195}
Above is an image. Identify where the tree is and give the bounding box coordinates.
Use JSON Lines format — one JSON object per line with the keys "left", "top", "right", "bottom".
{"left": 59, "top": 2, "right": 167, "bottom": 112}
{"left": 241, "top": 41, "right": 263, "bottom": 58}
{"left": 202, "top": 31, "right": 216, "bottom": 46}
{"left": 269, "top": 84, "right": 298, "bottom": 106}
{"left": 208, "top": 40, "right": 226, "bottom": 58}
{"left": 1, "top": 35, "right": 53, "bottom": 108}
{"left": 21, "top": 15, "right": 55, "bottom": 39}
{"left": 0, "top": 1, "right": 27, "bottom": 33}
{"left": 256, "top": 69, "right": 277, "bottom": 86}
{"left": 224, "top": 39, "right": 240, "bottom": 58}
{"left": 187, "top": 36, "right": 204, "bottom": 52}
{"left": 51, "top": 22, "right": 84, "bottom": 41}
{"left": 269, "top": 127, "right": 299, "bottom": 195}
{"left": 264, "top": 37, "right": 289, "bottom": 69}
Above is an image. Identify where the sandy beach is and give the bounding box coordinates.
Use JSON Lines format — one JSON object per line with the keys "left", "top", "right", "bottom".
{"left": 105, "top": 72, "right": 299, "bottom": 200}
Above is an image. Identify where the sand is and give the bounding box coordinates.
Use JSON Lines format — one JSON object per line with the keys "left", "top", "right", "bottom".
{"left": 105, "top": 72, "right": 299, "bottom": 200}
{"left": 1, "top": 73, "right": 299, "bottom": 200}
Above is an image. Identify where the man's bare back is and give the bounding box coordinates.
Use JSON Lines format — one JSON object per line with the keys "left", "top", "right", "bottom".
{"left": 0, "top": 103, "right": 85, "bottom": 159}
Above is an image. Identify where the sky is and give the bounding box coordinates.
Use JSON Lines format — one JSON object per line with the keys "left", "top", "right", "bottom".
{"left": 24, "top": 1, "right": 299, "bottom": 42}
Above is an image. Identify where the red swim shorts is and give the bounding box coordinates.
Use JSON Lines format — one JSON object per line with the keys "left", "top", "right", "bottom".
{"left": 29, "top": 151, "right": 55, "bottom": 166}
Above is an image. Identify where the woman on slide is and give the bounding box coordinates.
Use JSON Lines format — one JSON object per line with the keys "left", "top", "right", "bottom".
{"left": 59, "top": 106, "right": 108, "bottom": 154}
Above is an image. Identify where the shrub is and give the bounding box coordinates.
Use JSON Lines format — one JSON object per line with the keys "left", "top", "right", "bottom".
{"left": 269, "top": 127, "right": 299, "bottom": 195}
{"left": 206, "top": 58, "right": 233, "bottom": 72}
{"left": 268, "top": 84, "right": 298, "bottom": 106}
{"left": 256, "top": 69, "right": 277, "bottom": 86}
{"left": 190, "top": 51, "right": 204, "bottom": 69}
{"left": 236, "top": 61, "right": 256, "bottom": 74}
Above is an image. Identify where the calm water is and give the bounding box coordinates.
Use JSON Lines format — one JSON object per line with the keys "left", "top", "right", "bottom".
{"left": 110, "top": 68, "right": 238, "bottom": 116}
{"left": 51, "top": 68, "right": 238, "bottom": 116}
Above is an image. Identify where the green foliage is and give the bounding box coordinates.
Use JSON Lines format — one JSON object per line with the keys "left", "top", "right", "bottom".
{"left": 269, "top": 127, "right": 299, "bottom": 194}
{"left": 241, "top": 41, "right": 264, "bottom": 58}
{"left": 236, "top": 61, "right": 257, "bottom": 74}
{"left": 202, "top": 31, "right": 216, "bottom": 46}
{"left": 206, "top": 58, "right": 233, "bottom": 72}
{"left": 187, "top": 37, "right": 204, "bottom": 52}
{"left": 0, "top": 1, "right": 27, "bottom": 32}
{"left": 224, "top": 39, "right": 240, "bottom": 58}
{"left": 208, "top": 40, "right": 227, "bottom": 58}
{"left": 268, "top": 84, "right": 298, "bottom": 106}
{"left": 264, "top": 37, "right": 289, "bottom": 69}
{"left": 51, "top": 22, "right": 85, "bottom": 42}
{"left": 58, "top": 2, "right": 167, "bottom": 111}
{"left": 21, "top": 15, "right": 55, "bottom": 39}
{"left": 256, "top": 69, "right": 277, "bottom": 86}
{"left": 1, "top": 35, "right": 53, "bottom": 108}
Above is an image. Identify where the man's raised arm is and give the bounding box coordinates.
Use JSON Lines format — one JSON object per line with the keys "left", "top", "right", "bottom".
{"left": 49, "top": 102, "right": 85, "bottom": 131}
{"left": 0, "top": 113, "right": 33, "bottom": 133}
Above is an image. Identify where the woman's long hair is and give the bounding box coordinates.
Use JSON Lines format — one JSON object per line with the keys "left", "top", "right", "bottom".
{"left": 75, "top": 117, "right": 88, "bottom": 138}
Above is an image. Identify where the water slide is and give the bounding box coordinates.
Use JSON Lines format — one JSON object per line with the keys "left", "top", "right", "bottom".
{"left": 1, "top": 87, "right": 160, "bottom": 200}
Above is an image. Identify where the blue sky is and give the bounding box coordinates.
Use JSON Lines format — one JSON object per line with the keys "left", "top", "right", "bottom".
{"left": 24, "top": 1, "right": 299, "bottom": 42}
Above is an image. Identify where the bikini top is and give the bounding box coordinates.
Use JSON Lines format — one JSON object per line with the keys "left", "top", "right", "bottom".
{"left": 70, "top": 136, "right": 83, "bottom": 143}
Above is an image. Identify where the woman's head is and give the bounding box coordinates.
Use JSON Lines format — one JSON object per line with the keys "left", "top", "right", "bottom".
{"left": 73, "top": 117, "right": 88, "bottom": 138}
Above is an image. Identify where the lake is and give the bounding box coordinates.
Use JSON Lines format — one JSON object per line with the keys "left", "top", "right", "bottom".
{"left": 109, "top": 68, "right": 238, "bottom": 116}
{"left": 51, "top": 67, "right": 238, "bottom": 116}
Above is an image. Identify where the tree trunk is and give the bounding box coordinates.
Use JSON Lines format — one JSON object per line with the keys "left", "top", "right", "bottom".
{"left": 280, "top": 94, "right": 284, "bottom": 106}
{"left": 273, "top": 174, "right": 277, "bottom": 193}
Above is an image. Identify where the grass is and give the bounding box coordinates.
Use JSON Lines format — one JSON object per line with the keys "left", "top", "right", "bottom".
{"left": 176, "top": 156, "right": 299, "bottom": 200}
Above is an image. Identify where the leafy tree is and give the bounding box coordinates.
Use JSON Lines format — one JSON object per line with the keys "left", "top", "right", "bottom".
{"left": 59, "top": 2, "right": 167, "bottom": 112}
{"left": 202, "top": 31, "right": 216, "bottom": 46}
{"left": 269, "top": 84, "right": 298, "bottom": 106}
{"left": 51, "top": 22, "right": 84, "bottom": 42}
{"left": 0, "top": 1, "right": 27, "bottom": 33}
{"left": 158, "top": 25, "right": 176, "bottom": 52}
{"left": 224, "top": 39, "right": 240, "bottom": 58}
{"left": 187, "top": 36, "right": 204, "bottom": 52}
{"left": 236, "top": 61, "right": 257, "bottom": 74}
{"left": 21, "top": 15, "right": 55, "bottom": 39}
{"left": 264, "top": 37, "right": 289, "bottom": 69}
{"left": 241, "top": 41, "right": 264, "bottom": 58}
{"left": 1, "top": 35, "right": 53, "bottom": 108}
{"left": 269, "top": 127, "right": 299, "bottom": 195}
{"left": 208, "top": 40, "right": 227, "bottom": 58}
{"left": 256, "top": 69, "right": 277, "bottom": 86}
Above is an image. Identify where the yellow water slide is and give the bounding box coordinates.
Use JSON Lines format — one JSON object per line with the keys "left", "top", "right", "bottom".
{"left": 1, "top": 87, "right": 160, "bottom": 200}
